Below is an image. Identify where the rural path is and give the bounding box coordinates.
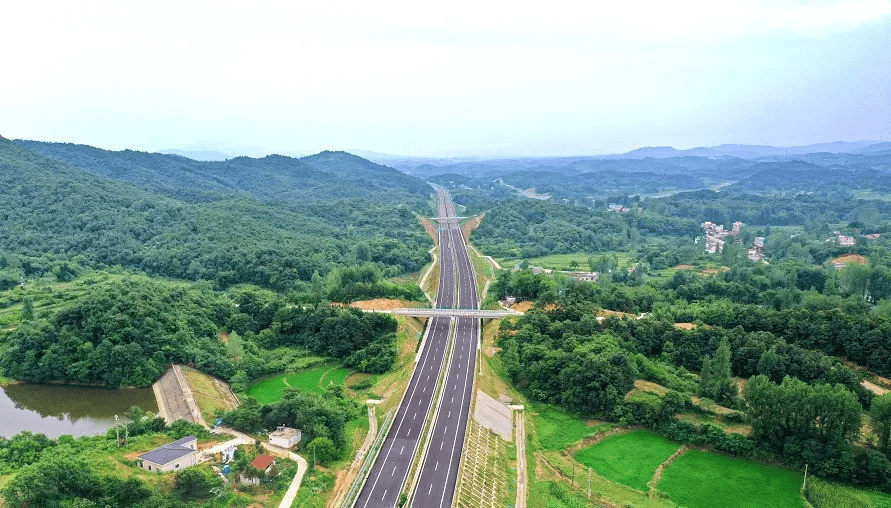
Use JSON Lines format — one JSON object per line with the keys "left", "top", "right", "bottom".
{"left": 202, "top": 428, "right": 253, "bottom": 461}
{"left": 514, "top": 409, "right": 527, "bottom": 508}
{"left": 647, "top": 445, "right": 688, "bottom": 498}
{"left": 330, "top": 404, "right": 378, "bottom": 508}
{"left": 262, "top": 441, "right": 309, "bottom": 508}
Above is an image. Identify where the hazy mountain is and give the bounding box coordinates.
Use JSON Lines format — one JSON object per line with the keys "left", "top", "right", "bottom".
{"left": 158, "top": 149, "right": 230, "bottom": 161}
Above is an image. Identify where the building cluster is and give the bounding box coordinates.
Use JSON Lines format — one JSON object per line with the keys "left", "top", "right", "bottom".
{"left": 748, "top": 237, "right": 765, "bottom": 262}
{"left": 701, "top": 221, "right": 766, "bottom": 262}
{"left": 608, "top": 204, "right": 630, "bottom": 213}
{"left": 833, "top": 231, "right": 857, "bottom": 247}
{"left": 701, "top": 221, "right": 743, "bottom": 253}
{"left": 135, "top": 424, "right": 302, "bottom": 481}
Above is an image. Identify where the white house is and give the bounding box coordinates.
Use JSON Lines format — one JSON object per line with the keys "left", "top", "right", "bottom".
{"left": 138, "top": 435, "right": 198, "bottom": 473}
{"left": 269, "top": 425, "right": 301, "bottom": 449}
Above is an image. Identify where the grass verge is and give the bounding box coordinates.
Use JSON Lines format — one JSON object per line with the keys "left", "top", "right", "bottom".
{"left": 574, "top": 430, "right": 679, "bottom": 491}
{"left": 659, "top": 450, "right": 803, "bottom": 508}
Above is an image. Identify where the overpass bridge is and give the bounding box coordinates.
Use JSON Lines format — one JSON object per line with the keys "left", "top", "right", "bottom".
{"left": 390, "top": 308, "right": 521, "bottom": 319}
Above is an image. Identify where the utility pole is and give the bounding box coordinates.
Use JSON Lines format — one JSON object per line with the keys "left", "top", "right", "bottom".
{"left": 802, "top": 464, "right": 808, "bottom": 491}
{"left": 587, "top": 467, "right": 592, "bottom": 498}
{"left": 114, "top": 414, "right": 120, "bottom": 445}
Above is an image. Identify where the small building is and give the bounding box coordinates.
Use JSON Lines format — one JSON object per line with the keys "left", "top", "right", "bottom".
{"left": 834, "top": 231, "right": 857, "bottom": 247}
{"left": 573, "top": 272, "right": 599, "bottom": 282}
{"left": 251, "top": 455, "right": 276, "bottom": 473}
{"left": 138, "top": 435, "right": 198, "bottom": 473}
{"left": 269, "top": 425, "right": 302, "bottom": 449}
{"left": 748, "top": 237, "right": 765, "bottom": 262}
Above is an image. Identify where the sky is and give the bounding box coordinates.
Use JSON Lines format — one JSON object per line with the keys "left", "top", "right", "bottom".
{"left": 2, "top": 0, "right": 890, "bottom": 157}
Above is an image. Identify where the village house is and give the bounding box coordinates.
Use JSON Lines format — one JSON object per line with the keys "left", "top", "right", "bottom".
{"left": 241, "top": 455, "right": 276, "bottom": 485}
{"left": 834, "top": 231, "right": 857, "bottom": 247}
{"left": 269, "top": 425, "right": 302, "bottom": 449}
{"left": 748, "top": 237, "right": 765, "bottom": 262}
{"left": 573, "top": 272, "right": 599, "bottom": 282}
{"left": 137, "top": 435, "right": 198, "bottom": 473}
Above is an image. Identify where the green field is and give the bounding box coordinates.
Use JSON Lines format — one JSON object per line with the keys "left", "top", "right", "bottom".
{"left": 659, "top": 450, "right": 803, "bottom": 508}
{"left": 574, "top": 430, "right": 680, "bottom": 491}
{"left": 248, "top": 365, "right": 352, "bottom": 404}
{"left": 806, "top": 478, "right": 891, "bottom": 508}
{"left": 533, "top": 406, "right": 606, "bottom": 450}
{"left": 498, "top": 252, "right": 634, "bottom": 272}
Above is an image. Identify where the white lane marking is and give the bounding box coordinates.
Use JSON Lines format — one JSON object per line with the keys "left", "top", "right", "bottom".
{"left": 358, "top": 315, "right": 443, "bottom": 508}
{"left": 435, "top": 461, "right": 439, "bottom": 471}
{"left": 413, "top": 412, "right": 417, "bottom": 420}
{"left": 448, "top": 411, "right": 451, "bottom": 417}
{"left": 392, "top": 466, "right": 397, "bottom": 476}
{"left": 400, "top": 445, "right": 404, "bottom": 454}
{"left": 382, "top": 490, "right": 387, "bottom": 501}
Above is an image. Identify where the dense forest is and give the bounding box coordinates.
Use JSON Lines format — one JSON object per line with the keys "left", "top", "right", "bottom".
{"left": 0, "top": 139, "right": 432, "bottom": 291}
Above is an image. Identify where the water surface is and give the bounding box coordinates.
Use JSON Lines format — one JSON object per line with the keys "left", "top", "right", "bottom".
{"left": 0, "top": 383, "right": 158, "bottom": 438}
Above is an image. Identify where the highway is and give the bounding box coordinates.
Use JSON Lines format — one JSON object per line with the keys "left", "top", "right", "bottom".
{"left": 411, "top": 214, "right": 479, "bottom": 508}
{"left": 354, "top": 187, "right": 467, "bottom": 508}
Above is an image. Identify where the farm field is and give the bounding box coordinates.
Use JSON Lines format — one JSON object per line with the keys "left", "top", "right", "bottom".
{"left": 659, "top": 450, "right": 803, "bottom": 508}
{"left": 805, "top": 478, "right": 891, "bottom": 508}
{"left": 574, "top": 430, "right": 680, "bottom": 491}
{"left": 248, "top": 365, "right": 351, "bottom": 404}
{"left": 533, "top": 405, "right": 606, "bottom": 450}
{"left": 498, "top": 252, "right": 634, "bottom": 272}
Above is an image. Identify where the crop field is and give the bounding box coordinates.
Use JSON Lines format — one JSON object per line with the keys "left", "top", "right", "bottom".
{"left": 248, "top": 365, "right": 351, "bottom": 404}
{"left": 498, "top": 252, "right": 634, "bottom": 272}
{"left": 533, "top": 406, "right": 605, "bottom": 450}
{"left": 574, "top": 430, "right": 680, "bottom": 491}
{"left": 806, "top": 478, "right": 891, "bottom": 508}
{"left": 659, "top": 450, "right": 803, "bottom": 508}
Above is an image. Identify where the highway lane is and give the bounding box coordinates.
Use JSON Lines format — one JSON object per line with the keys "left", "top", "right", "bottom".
{"left": 411, "top": 207, "right": 480, "bottom": 508}
{"left": 354, "top": 188, "right": 460, "bottom": 508}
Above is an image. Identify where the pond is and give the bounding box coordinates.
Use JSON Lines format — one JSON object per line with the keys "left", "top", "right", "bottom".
{"left": 0, "top": 383, "right": 158, "bottom": 438}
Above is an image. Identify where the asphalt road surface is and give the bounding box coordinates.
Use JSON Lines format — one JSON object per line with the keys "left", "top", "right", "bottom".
{"left": 354, "top": 187, "right": 467, "bottom": 508}
{"left": 411, "top": 215, "right": 479, "bottom": 508}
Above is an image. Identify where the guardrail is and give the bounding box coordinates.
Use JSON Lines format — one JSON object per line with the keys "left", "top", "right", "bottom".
{"left": 341, "top": 410, "right": 396, "bottom": 508}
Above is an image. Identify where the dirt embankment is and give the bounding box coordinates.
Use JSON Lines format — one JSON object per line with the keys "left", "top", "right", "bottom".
{"left": 511, "top": 301, "right": 534, "bottom": 313}
{"left": 462, "top": 214, "right": 484, "bottom": 242}
{"left": 419, "top": 216, "right": 439, "bottom": 246}
{"left": 833, "top": 253, "right": 868, "bottom": 267}
{"left": 349, "top": 299, "right": 416, "bottom": 310}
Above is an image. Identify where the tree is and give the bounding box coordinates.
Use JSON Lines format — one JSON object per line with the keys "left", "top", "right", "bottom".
{"left": 307, "top": 437, "right": 338, "bottom": 466}
{"left": 872, "top": 393, "right": 891, "bottom": 454}
{"left": 174, "top": 468, "right": 219, "bottom": 500}
{"left": 700, "top": 337, "right": 736, "bottom": 406}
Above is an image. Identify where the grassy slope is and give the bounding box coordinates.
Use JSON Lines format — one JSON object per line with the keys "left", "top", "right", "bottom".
{"left": 247, "top": 364, "right": 351, "bottom": 404}
{"left": 574, "top": 431, "right": 680, "bottom": 491}
{"left": 534, "top": 406, "right": 603, "bottom": 451}
{"left": 659, "top": 450, "right": 803, "bottom": 508}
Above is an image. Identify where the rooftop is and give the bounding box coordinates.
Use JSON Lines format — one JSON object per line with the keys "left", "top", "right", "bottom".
{"left": 252, "top": 455, "right": 275, "bottom": 471}
{"left": 139, "top": 435, "right": 197, "bottom": 465}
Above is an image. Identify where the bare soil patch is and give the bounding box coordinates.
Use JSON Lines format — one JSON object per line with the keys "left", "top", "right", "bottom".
{"left": 595, "top": 308, "right": 636, "bottom": 319}
{"left": 349, "top": 299, "right": 415, "bottom": 310}
{"left": 483, "top": 346, "right": 502, "bottom": 358}
{"left": 700, "top": 266, "right": 730, "bottom": 277}
{"left": 862, "top": 380, "right": 890, "bottom": 396}
{"left": 219, "top": 332, "right": 229, "bottom": 344}
{"left": 462, "top": 214, "right": 484, "bottom": 242}
{"left": 511, "top": 301, "right": 534, "bottom": 313}
{"left": 633, "top": 379, "right": 670, "bottom": 396}
{"left": 419, "top": 216, "right": 439, "bottom": 246}
{"left": 833, "top": 253, "right": 868, "bottom": 266}
{"left": 674, "top": 322, "right": 695, "bottom": 330}
{"left": 674, "top": 264, "right": 694, "bottom": 270}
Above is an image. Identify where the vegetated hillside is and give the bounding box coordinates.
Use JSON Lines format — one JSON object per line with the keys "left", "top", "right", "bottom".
{"left": 730, "top": 160, "right": 891, "bottom": 193}
{"left": 17, "top": 141, "right": 430, "bottom": 203}
{"left": 0, "top": 139, "right": 432, "bottom": 290}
